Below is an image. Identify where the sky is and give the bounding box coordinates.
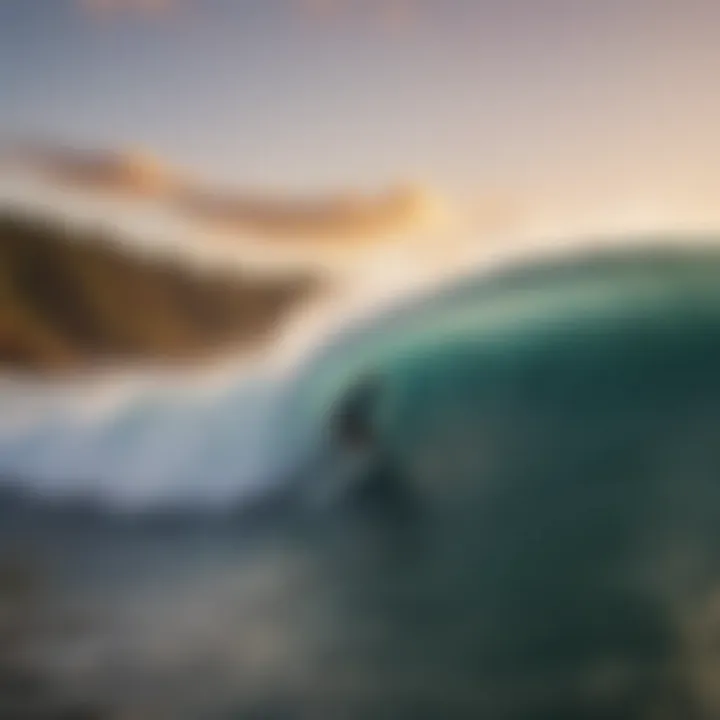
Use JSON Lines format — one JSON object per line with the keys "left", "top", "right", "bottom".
{"left": 3, "top": 0, "right": 720, "bottom": 231}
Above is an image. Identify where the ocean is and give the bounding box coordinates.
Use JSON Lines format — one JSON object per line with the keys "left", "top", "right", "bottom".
{"left": 3, "top": 242, "right": 720, "bottom": 718}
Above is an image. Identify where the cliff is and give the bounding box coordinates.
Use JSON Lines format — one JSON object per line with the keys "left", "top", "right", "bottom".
{"left": 0, "top": 213, "right": 320, "bottom": 371}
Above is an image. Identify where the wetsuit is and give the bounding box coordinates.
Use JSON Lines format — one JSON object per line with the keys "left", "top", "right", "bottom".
{"left": 331, "top": 376, "right": 415, "bottom": 517}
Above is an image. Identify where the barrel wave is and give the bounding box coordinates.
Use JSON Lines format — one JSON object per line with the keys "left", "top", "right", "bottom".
{"left": 4, "top": 241, "right": 720, "bottom": 717}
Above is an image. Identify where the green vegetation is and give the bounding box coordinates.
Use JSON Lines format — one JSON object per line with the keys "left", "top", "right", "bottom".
{"left": 0, "top": 213, "right": 320, "bottom": 371}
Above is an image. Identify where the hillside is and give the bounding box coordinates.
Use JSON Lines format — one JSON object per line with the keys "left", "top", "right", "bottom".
{"left": 0, "top": 213, "right": 320, "bottom": 371}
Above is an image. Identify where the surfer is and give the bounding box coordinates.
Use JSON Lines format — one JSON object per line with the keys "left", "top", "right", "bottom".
{"left": 328, "top": 373, "right": 416, "bottom": 517}
{"left": 332, "top": 373, "right": 382, "bottom": 453}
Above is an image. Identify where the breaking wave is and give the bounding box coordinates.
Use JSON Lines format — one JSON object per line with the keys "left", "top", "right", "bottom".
{"left": 1, "top": 233, "right": 720, "bottom": 513}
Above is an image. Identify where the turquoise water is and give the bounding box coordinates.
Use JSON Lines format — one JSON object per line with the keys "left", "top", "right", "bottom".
{"left": 285, "top": 246, "right": 720, "bottom": 465}
{"left": 7, "top": 244, "right": 720, "bottom": 718}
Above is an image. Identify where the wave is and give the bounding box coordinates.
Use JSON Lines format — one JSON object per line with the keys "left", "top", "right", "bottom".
{"left": 2, "top": 235, "right": 720, "bottom": 514}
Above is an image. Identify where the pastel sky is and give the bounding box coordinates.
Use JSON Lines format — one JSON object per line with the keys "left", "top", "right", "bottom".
{"left": 3, "top": 0, "right": 720, "bottom": 220}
